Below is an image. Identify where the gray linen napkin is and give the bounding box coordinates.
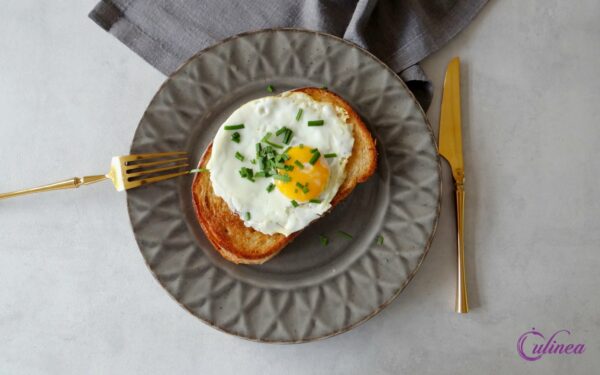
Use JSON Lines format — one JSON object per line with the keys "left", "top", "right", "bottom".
{"left": 89, "top": 0, "right": 487, "bottom": 110}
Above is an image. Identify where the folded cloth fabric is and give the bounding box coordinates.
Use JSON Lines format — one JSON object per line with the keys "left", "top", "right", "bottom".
{"left": 89, "top": 0, "right": 487, "bottom": 110}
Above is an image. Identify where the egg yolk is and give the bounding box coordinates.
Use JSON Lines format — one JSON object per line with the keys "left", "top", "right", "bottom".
{"left": 275, "top": 146, "right": 330, "bottom": 202}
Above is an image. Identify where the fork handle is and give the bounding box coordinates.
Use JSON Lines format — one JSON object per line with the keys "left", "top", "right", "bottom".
{"left": 0, "top": 175, "right": 107, "bottom": 200}
{"left": 455, "top": 179, "right": 469, "bottom": 313}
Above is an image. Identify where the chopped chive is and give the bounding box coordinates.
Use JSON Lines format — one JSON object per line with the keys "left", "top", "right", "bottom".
{"left": 256, "top": 143, "right": 262, "bottom": 153}
{"left": 283, "top": 165, "right": 294, "bottom": 171}
{"left": 276, "top": 127, "right": 288, "bottom": 136}
{"left": 280, "top": 153, "right": 290, "bottom": 161}
{"left": 259, "top": 157, "right": 267, "bottom": 170}
{"left": 245, "top": 212, "right": 251, "bottom": 220}
{"left": 266, "top": 141, "right": 283, "bottom": 149}
{"left": 295, "top": 182, "right": 309, "bottom": 194}
{"left": 273, "top": 174, "right": 291, "bottom": 182}
{"left": 266, "top": 183, "right": 275, "bottom": 192}
{"left": 283, "top": 129, "right": 293, "bottom": 144}
{"left": 376, "top": 235, "right": 384, "bottom": 245}
{"left": 231, "top": 132, "right": 241, "bottom": 143}
{"left": 250, "top": 159, "right": 256, "bottom": 164}
{"left": 337, "top": 230, "right": 353, "bottom": 239}
{"left": 299, "top": 144, "right": 304, "bottom": 149}
{"left": 324, "top": 153, "right": 337, "bottom": 158}
{"left": 263, "top": 133, "right": 284, "bottom": 149}
{"left": 267, "top": 84, "right": 274, "bottom": 93}
{"left": 283, "top": 146, "right": 291, "bottom": 154}
{"left": 291, "top": 200, "right": 299, "bottom": 208}
{"left": 189, "top": 168, "right": 208, "bottom": 174}
{"left": 275, "top": 162, "right": 286, "bottom": 169}
{"left": 235, "top": 152, "right": 245, "bottom": 161}
{"left": 307, "top": 120, "right": 324, "bottom": 126}
{"left": 309, "top": 151, "right": 321, "bottom": 165}
{"left": 294, "top": 160, "right": 304, "bottom": 169}
{"left": 254, "top": 171, "right": 266, "bottom": 178}
{"left": 309, "top": 199, "right": 322, "bottom": 203}
{"left": 319, "top": 234, "right": 329, "bottom": 246}
{"left": 238, "top": 167, "right": 255, "bottom": 182}
{"left": 310, "top": 148, "right": 318, "bottom": 153}
{"left": 225, "top": 124, "right": 244, "bottom": 130}
{"left": 261, "top": 132, "right": 273, "bottom": 142}
{"left": 265, "top": 141, "right": 283, "bottom": 148}
{"left": 296, "top": 108, "right": 303, "bottom": 121}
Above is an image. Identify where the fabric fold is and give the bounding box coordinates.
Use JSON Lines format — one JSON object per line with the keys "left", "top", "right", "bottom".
{"left": 89, "top": 0, "right": 487, "bottom": 110}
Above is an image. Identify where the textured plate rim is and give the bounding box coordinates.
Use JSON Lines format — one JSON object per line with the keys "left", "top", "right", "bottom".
{"left": 126, "top": 27, "right": 442, "bottom": 344}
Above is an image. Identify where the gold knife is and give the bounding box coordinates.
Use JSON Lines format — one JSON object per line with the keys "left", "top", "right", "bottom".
{"left": 439, "top": 57, "right": 469, "bottom": 313}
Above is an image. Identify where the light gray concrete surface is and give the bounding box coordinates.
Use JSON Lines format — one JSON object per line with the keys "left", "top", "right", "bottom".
{"left": 1, "top": 1, "right": 599, "bottom": 374}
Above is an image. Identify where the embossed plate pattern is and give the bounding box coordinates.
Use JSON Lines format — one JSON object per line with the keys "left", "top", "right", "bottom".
{"left": 127, "top": 29, "right": 441, "bottom": 343}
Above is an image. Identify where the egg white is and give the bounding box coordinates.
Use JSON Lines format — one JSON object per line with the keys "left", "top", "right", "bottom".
{"left": 206, "top": 91, "right": 354, "bottom": 236}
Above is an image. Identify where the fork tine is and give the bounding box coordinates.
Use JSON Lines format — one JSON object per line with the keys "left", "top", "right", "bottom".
{"left": 120, "top": 151, "right": 188, "bottom": 163}
{"left": 125, "top": 163, "right": 189, "bottom": 179}
{"left": 125, "top": 157, "right": 188, "bottom": 170}
{"left": 124, "top": 170, "right": 190, "bottom": 190}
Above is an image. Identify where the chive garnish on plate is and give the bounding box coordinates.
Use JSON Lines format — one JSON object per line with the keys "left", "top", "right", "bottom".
{"left": 283, "top": 129, "right": 293, "bottom": 144}
{"left": 324, "top": 153, "right": 337, "bottom": 158}
{"left": 235, "top": 152, "right": 245, "bottom": 161}
{"left": 266, "top": 183, "right": 275, "bottom": 192}
{"left": 267, "top": 84, "right": 274, "bottom": 93}
{"left": 224, "top": 124, "right": 244, "bottom": 130}
{"left": 337, "top": 230, "right": 353, "bottom": 239}
{"left": 276, "top": 127, "right": 288, "bottom": 136}
{"left": 319, "top": 235, "right": 329, "bottom": 246}
{"left": 376, "top": 235, "right": 384, "bottom": 245}
{"left": 245, "top": 212, "right": 251, "bottom": 220}
{"left": 296, "top": 109, "right": 303, "bottom": 121}
{"left": 307, "top": 120, "right": 324, "bottom": 126}
{"left": 310, "top": 148, "right": 318, "bottom": 154}
{"left": 291, "top": 200, "right": 299, "bottom": 207}
{"left": 309, "top": 198, "right": 321, "bottom": 203}
{"left": 231, "top": 132, "right": 241, "bottom": 143}
{"left": 294, "top": 160, "right": 304, "bottom": 169}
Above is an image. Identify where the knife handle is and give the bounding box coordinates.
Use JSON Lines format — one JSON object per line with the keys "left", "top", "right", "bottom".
{"left": 455, "top": 179, "right": 469, "bottom": 313}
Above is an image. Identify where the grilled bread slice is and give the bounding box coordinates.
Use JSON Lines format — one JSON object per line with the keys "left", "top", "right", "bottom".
{"left": 192, "top": 87, "right": 377, "bottom": 264}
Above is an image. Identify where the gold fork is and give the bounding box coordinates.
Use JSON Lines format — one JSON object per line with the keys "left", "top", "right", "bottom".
{"left": 0, "top": 152, "right": 189, "bottom": 200}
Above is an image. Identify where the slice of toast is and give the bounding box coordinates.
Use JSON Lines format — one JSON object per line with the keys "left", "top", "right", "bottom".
{"left": 192, "top": 88, "right": 377, "bottom": 264}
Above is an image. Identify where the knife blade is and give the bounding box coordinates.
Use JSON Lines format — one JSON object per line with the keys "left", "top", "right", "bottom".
{"left": 438, "top": 57, "right": 469, "bottom": 314}
{"left": 439, "top": 57, "right": 464, "bottom": 181}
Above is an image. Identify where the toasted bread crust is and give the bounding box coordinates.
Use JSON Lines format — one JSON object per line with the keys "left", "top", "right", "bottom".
{"left": 192, "top": 88, "right": 377, "bottom": 264}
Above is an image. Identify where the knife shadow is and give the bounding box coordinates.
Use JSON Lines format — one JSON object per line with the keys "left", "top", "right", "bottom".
{"left": 458, "top": 60, "right": 481, "bottom": 311}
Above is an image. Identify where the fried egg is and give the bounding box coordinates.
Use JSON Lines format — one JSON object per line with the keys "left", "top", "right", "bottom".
{"left": 206, "top": 91, "right": 354, "bottom": 236}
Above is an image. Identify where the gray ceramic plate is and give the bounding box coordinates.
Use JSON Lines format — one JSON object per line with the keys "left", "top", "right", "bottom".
{"left": 127, "top": 29, "right": 441, "bottom": 343}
